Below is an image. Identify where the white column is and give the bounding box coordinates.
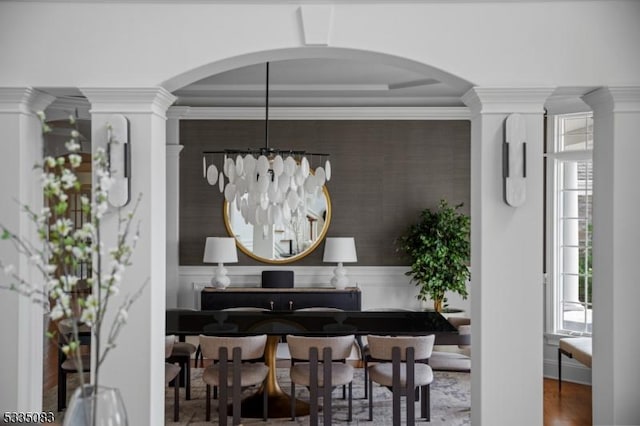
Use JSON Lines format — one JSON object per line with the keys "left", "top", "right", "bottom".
{"left": 166, "top": 107, "right": 187, "bottom": 308}
{"left": 583, "top": 87, "right": 640, "bottom": 426}
{"left": 81, "top": 88, "right": 175, "bottom": 426}
{"left": 0, "top": 88, "right": 54, "bottom": 412}
{"left": 462, "top": 87, "right": 553, "bottom": 425}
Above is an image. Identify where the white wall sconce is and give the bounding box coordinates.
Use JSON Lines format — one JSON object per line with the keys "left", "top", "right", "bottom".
{"left": 323, "top": 237, "right": 357, "bottom": 289}
{"left": 203, "top": 237, "right": 238, "bottom": 289}
{"left": 503, "top": 113, "right": 527, "bottom": 207}
{"left": 107, "top": 114, "right": 131, "bottom": 207}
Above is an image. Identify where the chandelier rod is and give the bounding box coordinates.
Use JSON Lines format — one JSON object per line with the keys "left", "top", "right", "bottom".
{"left": 203, "top": 62, "right": 330, "bottom": 158}
{"left": 264, "top": 61, "right": 270, "bottom": 151}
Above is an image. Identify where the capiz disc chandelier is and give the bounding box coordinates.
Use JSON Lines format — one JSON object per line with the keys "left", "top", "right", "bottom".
{"left": 202, "top": 62, "right": 332, "bottom": 230}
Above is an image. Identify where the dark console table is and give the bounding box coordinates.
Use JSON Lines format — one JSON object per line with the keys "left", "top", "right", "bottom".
{"left": 201, "top": 287, "right": 361, "bottom": 311}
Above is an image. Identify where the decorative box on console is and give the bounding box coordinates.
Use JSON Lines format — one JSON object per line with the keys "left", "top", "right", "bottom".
{"left": 261, "top": 270, "right": 294, "bottom": 288}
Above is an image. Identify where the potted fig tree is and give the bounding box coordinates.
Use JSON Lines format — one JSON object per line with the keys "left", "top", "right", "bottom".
{"left": 397, "top": 200, "right": 470, "bottom": 312}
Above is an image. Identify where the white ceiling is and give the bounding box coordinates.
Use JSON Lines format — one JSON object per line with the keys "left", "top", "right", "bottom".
{"left": 173, "top": 58, "right": 468, "bottom": 108}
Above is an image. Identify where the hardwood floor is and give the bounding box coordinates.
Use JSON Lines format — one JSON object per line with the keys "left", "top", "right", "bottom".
{"left": 44, "top": 337, "right": 592, "bottom": 425}
{"left": 544, "top": 378, "right": 592, "bottom": 426}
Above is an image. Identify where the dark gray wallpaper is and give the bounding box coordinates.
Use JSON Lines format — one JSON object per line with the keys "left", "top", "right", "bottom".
{"left": 179, "top": 120, "right": 470, "bottom": 266}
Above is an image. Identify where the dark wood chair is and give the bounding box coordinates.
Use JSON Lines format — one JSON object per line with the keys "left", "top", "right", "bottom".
{"left": 287, "top": 334, "right": 355, "bottom": 426}
{"left": 199, "top": 334, "right": 269, "bottom": 425}
{"left": 165, "top": 336, "right": 181, "bottom": 421}
{"left": 166, "top": 337, "right": 196, "bottom": 400}
{"left": 366, "top": 334, "right": 436, "bottom": 425}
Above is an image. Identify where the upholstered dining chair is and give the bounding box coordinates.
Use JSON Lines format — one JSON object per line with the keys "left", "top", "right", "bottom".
{"left": 166, "top": 336, "right": 196, "bottom": 400}
{"left": 165, "top": 335, "right": 182, "bottom": 422}
{"left": 366, "top": 334, "right": 436, "bottom": 425}
{"left": 286, "top": 334, "right": 356, "bottom": 426}
{"left": 57, "top": 319, "right": 91, "bottom": 411}
{"left": 292, "top": 307, "right": 359, "bottom": 395}
{"left": 166, "top": 308, "right": 198, "bottom": 390}
{"left": 199, "top": 334, "right": 269, "bottom": 425}
{"left": 360, "top": 308, "right": 414, "bottom": 399}
{"left": 429, "top": 317, "right": 471, "bottom": 372}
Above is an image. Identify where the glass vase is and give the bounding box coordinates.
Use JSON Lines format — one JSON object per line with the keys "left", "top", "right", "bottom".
{"left": 63, "top": 385, "right": 128, "bottom": 426}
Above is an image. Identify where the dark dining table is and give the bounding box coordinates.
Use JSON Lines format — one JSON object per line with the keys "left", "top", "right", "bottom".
{"left": 165, "top": 309, "right": 465, "bottom": 418}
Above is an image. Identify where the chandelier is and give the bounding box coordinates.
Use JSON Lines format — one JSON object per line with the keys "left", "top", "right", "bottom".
{"left": 202, "top": 62, "right": 332, "bottom": 230}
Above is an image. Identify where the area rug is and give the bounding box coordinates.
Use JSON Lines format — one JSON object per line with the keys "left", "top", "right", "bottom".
{"left": 45, "top": 368, "right": 470, "bottom": 425}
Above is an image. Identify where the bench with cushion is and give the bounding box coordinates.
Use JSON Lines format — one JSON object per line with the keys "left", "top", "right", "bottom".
{"left": 558, "top": 336, "right": 592, "bottom": 390}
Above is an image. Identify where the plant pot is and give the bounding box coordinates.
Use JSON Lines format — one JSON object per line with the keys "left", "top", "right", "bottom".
{"left": 63, "top": 385, "right": 128, "bottom": 426}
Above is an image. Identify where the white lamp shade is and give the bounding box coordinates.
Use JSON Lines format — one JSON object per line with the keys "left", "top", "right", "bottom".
{"left": 323, "top": 237, "right": 357, "bottom": 263}
{"left": 203, "top": 237, "right": 238, "bottom": 264}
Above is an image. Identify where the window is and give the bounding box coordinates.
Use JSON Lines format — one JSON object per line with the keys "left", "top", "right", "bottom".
{"left": 546, "top": 112, "right": 593, "bottom": 335}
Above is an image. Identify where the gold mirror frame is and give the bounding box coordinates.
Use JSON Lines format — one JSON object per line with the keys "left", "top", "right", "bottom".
{"left": 223, "top": 186, "right": 332, "bottom": 264}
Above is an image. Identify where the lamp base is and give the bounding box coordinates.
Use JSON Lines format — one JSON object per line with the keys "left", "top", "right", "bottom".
{"left": 211, "top": 263, "right": 230, "bottom": 289}
{"left": 330, "top": 263, "right": 350, "bottom": 289}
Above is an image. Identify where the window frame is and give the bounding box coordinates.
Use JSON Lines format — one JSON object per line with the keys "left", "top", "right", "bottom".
{"left": 544, "top": 111, "right": 593, "bottom": 338}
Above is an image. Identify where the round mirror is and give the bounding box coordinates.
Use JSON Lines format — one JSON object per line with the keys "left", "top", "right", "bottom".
{"left": 223, "top": 186, "right": 332, "bottom": 264}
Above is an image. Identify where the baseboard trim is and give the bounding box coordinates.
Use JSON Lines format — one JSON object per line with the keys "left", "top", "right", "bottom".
{"left": 543, "top": 358, "right": 592, "bottom": 386}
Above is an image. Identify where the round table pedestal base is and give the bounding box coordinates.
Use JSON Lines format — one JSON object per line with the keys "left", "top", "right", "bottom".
{"left": 230, "top": 389, "right": 313, "bottom": 418}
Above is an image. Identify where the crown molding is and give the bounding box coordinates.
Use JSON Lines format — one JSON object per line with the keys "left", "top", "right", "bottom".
{"left": 80, "top": 87, "right": 177, "bottom": 117}
{"left": 582, "top": 87, "right": 640, "bottom": 113}
{"left": 174, "top": 95, "right": 465, "bottom": 108}
{"left": 167, "top": 106, "right": 192, "bottom": 119}
{"left": 169, "top": 106, "right": 470, "bottom": 120}
{"left": 544, "top": 96, "right": 592, "bottom": 115}
{"left": 0, "top": 87, "right": 55, "bottom": 115}
{"left": 462, "top": 87, "right": 555, "bottom": 115}
{"left": 179, "top": 83, "right": 391, "bottom": 92}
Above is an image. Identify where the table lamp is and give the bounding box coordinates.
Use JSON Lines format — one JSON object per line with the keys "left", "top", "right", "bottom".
{"left": 323, "top": 237, "right": 357, "bottom": 289}
{"left": 203, "top": 237, "right": 238, "bottom": 289}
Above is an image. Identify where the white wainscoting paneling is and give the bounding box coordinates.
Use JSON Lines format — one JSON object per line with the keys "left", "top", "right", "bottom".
{"left": 179, "top": 265, "right": 471, "bottom": 313}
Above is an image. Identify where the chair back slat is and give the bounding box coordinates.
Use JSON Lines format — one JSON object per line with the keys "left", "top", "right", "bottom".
{"left": 405, "top": 347, "right": 415, "bottom": 424}
{"left": 323, "top": 347, "right": 333, "bottom": 426}
{"left": 232, "top": 347, "right": 242, "bottom": 425}
{"left": 218, "top": 347, "right": 228, "bottom": 426}
{"left": 367, "top": 334, "right": 435, "bottom": 361}
{"left": 309, "top": 347, "right": 320, "bottom": 425}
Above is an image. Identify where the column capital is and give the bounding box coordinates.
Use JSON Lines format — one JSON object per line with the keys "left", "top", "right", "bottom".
{"left": 167, "top": 106, "right": 191, "bottom": 120}
{"left": 544, "top": 95, "right": 591, "bottom": 115}
{"left": 583, "top": 86, "right": 640, "bottom": 113}
{"left": 80, "top": 87, "right": 176, "bottom": 118}
{"left": 166, "top": 145, "right": 184, "bottom": 157}
{"left": 0, "top": 87, "right": 55, "bottom": 115}
{"left": 462, "top": 87, "right": 555, "bottom": 115}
